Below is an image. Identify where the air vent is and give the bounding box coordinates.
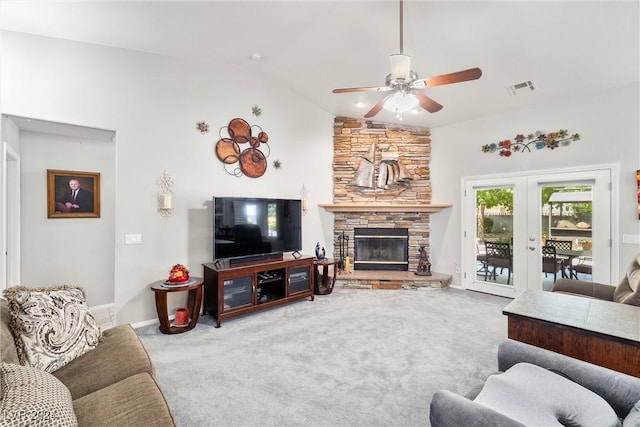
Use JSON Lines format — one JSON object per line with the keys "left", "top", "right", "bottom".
{"left": 506, "top": 80, "right": 535, "bottom": 96}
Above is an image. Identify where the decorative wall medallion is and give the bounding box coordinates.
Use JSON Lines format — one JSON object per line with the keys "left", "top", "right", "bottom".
{"left": 252, "top": 105, "right": 262, "bottom": 117}
{"left": 196, "top": 121, "right": 209, "bottom": 134}
{"left": 273, "top": 160, "right": 282, "bottom": 170}
{"left": 482, "top": 129, "right": 580, "bottom": 157}
{"left": 215, "top": 118, "right": 270, "bottom": 178}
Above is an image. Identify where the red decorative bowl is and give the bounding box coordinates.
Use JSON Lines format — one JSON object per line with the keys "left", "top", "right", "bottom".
{"left": 168, "top": 264, "right": 190, "bottom": 283}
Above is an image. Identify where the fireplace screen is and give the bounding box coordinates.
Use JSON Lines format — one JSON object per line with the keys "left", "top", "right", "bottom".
{"left": 354, "top": 228, "right": 409, "bottom": 271}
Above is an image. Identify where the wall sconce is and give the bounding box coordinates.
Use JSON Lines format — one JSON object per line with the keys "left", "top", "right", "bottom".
{"left": 300, "top": 184, "right": 309, "bottom": 214}
{"left": 157, "top": 171, "right": 174, "bottom": 217}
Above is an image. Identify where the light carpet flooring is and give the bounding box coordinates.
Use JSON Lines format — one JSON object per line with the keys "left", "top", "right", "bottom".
{"left": 137, "top": 287, "right": 511, "bottom": 427}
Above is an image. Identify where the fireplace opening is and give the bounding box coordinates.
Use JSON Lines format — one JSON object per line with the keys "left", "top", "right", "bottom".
{"left": 354, "top": 228, "right": 409, "bottom": 271}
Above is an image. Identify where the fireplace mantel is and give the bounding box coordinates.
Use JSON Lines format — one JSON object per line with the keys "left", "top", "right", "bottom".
{"left": 318, "top": 203, "right": 452, "bottom": 213}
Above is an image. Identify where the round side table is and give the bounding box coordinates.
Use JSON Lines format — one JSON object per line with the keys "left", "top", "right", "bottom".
{"left": 150, "top": 277, "right": 203, "bottom": 334}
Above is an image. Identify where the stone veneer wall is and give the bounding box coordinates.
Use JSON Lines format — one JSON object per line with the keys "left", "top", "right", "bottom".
{"left": 332, "top": 117, "right": 432, "bottom": 271}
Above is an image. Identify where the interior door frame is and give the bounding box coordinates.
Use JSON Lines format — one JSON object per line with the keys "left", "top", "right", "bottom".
{"left": 2, "top": 141, "right": 21, "bottom": 291}
{"left": 461, "top": 164, "right": 618, "bottom": 297}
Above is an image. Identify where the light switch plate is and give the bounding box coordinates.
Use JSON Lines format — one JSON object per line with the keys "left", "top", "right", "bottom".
{"left": 125, "top": 234, "right": 142, "bottom": 245}
{"left": 622, "top": 234, "right": 640, "bottom": 245}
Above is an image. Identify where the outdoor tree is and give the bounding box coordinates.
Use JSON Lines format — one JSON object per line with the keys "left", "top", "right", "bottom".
{"left": 476, "top": 188, "right": 513, "bottom": 237}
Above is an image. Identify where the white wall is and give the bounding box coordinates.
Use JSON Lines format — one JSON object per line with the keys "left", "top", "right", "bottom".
{"left": 2, "top": 30, "right": 638, "bottom": 323}
{"left": 19, "top": 131, "right": 116, "bottom": 305}
{"left": 430, "top": 83, "right": 640, "bottom": 283}
{"left": 1, "top": 31, "right": 335, "bottom": 325}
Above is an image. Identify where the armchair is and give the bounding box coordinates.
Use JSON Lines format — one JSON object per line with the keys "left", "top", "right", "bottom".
{"left": 552, "top": 252, "right": 640, "bottom": 306}
{"left": 429, "top": 340, "right": 640, "bottom": 427}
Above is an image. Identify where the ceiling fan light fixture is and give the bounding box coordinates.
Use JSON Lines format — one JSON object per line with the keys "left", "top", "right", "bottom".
{"left": 382, "top": 91, "right": 419, "bottom": 115}
{"left": 389, "top": 54, "right": 411, "bottom": 81}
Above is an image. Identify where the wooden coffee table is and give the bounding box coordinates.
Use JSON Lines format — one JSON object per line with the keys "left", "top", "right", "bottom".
{"left": 503, "top": 289, "right": 640, "bottom": 377}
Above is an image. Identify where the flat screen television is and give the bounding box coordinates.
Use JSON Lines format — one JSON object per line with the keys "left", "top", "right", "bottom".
{"left": 213, "top": 196, "right": 302, "bottom": 264}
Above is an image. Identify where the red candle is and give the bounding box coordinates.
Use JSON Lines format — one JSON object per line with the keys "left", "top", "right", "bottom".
{"left": 175, "top": 308, "right": 188, "bottom": 326}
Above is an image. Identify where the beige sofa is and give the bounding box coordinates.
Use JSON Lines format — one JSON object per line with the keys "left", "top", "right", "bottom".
{"left": 553, "top": 252, "right": 640, "bottom": 306}
{"left": 0, "top": 299, "right": 175, "bottom": 426}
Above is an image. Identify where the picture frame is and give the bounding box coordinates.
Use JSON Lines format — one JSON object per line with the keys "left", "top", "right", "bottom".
{"left": 47, "top": 169, "right": 101, "bottom": 218}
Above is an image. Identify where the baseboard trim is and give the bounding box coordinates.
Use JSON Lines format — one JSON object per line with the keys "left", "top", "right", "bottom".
{"left": 131, "top": 318, "right": 162, "bottom": 329}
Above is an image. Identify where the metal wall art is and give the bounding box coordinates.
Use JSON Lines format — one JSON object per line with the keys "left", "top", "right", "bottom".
{"left": 215, "top": 118, "right": 270, "bottom": 178}
{"left": 354, "top": 142, "right": 413, "bottom": 189}
{"left": 196, "top": 121, "right": 209, "bottom": 134}
{"left": 482, "top": 129, "right": 580, "bottom": 157}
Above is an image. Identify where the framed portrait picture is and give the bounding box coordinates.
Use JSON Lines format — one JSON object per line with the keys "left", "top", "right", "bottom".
{"left": 47, "top": 169, "right": 101, "bottom": 218}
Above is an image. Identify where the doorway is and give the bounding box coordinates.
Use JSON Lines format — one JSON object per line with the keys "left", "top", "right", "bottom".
{"left": 462, "top": 166, "right": 615, "bottom": 297}
{"left": 2, "top": 141, "right": 20, "bottom": 291}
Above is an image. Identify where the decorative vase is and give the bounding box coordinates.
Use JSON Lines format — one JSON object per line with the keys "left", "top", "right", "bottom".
{"left": 315, "top": 242, "right": 326, "bottom": 260}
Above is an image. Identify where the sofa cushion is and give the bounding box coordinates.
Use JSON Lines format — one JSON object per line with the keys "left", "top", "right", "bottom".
{"left": 0, "top": 300, "right": 20, "bottom": 365}
{"left": 474, "top": 362, "right": 621, "bottom": 426}
{"left": 624, "top": 400, "right": 640, "bottom": 427}
{"left": 614, "top": 253, "right": 640, "bottom": 306}
{"left": 3, "top": 286, "right": 102, "bottom": 373}
{"left": 53, "top": 324, "right": 155, "bottom": 399}
{"left": 73, "top": 373, "right": 175, "bottom": 427}
{"left": 0, "top": 362, "right": 78, "bottom": 426}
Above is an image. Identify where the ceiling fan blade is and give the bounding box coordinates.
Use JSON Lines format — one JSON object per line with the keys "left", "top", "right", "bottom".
{"left": 421, "top": 67, "right": 482, "bottom": 88}
{"left": 364, "top": 94, "right": 393, "bottom": 118}
{"left": 332, "top": 86, "right": 392, "bottom": 94}
{"left": 415, "top": 91, "right": 443, "bottom": 113}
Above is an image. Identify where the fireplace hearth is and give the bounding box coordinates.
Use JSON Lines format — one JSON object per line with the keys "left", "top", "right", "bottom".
{"left": 354, "top": 228, "right": 409, "bottom": 271}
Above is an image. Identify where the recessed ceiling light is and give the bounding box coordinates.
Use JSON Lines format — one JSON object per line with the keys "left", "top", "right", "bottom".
{"left": 249, "top": 53, "right": 262, "bottom": 61}
{"left": 354, "top": 100, "right": 365, "bottom": 108}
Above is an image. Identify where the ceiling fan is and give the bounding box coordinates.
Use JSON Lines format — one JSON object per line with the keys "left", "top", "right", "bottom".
{"left": 332, "top": 0, "right": 482, "bottom": 120}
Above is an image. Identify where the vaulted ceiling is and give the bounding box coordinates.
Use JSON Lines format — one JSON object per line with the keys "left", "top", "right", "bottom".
{"left": 1, "top": 1, "right": 638, "bottom": 127}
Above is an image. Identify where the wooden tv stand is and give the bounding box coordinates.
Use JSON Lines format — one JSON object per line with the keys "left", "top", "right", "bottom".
{"left": 202, "top": 253, "right": 315, "bottom": 327}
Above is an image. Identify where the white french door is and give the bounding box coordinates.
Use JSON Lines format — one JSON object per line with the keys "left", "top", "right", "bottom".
{"left": 462, "top": 166, "right": 615, "bottom": 298}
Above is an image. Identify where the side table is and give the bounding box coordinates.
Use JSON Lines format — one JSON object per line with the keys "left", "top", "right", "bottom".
{"left": 150, "top": 277, "right": 203, "bottom": 334}
{"left": 314, "top": 259, "right": 338, "bottom": 295}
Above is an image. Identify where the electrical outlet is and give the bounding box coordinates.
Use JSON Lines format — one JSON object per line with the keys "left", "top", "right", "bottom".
{"left": 455, "top": 263, "right": 461, "bottom": 273}
{"left": 125, "top": 234, "right": 142, "bottom": 245}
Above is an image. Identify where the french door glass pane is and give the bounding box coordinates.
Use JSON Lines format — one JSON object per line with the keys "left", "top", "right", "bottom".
{"left": 540, "top": 184, "right": 593, "bottom": 291}
{"left": 476, "top": 187, "right": 514, "bottom": 286}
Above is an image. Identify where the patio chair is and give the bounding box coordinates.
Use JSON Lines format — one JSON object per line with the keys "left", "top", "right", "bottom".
{"left": 546, "top": 239, "right": 574, "bottom": 278}
{"left": 542, "top": 245, "right": 565, "bottom": 283}
{"left": 483, "top": 241, "right": 512, "bottom": 285}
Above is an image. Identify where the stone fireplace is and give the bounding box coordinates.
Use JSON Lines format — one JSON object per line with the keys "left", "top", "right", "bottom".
{"left": 328, "top": 117, "right": 435, "bottom": 271}
{"left": 321, "top": 117, "right": 452, "bottom": 288}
